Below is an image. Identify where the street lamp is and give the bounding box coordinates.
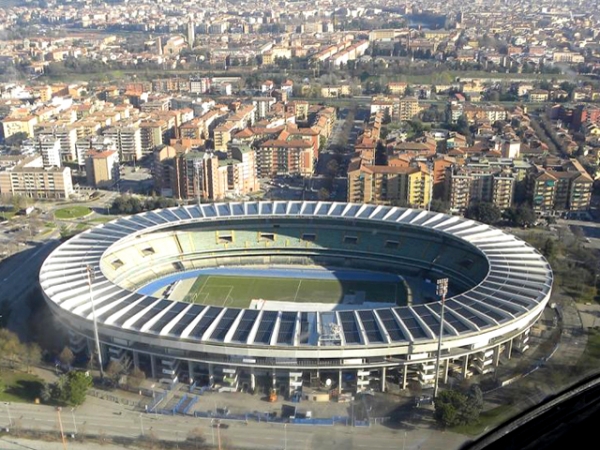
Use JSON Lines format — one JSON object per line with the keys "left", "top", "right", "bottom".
{"left": 71, "top": 408, "right": 77, "bottom": 434}
{"left": 86, "top": 265, "right": 104, "bottom": 378}
{"left": 56, "top": 407, "right": 67, "bottom": 450}
{"left": 433, "top": 278, "right": 449, "bottom": 399}
{"left": 4, "top": 402, "right": 11, "bottom": 428}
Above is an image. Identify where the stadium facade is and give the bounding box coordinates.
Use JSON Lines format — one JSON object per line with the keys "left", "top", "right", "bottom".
{"left": 40, "top": 201, "right": 553, "bottom": 395}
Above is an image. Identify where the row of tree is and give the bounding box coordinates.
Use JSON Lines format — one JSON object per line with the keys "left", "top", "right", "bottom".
{"left": 465, "top": 202, "right": 537, "bottom": 227}
{"left": 0, "top": 328, "right": 42, "bottom": 373}
{"left": 110, "top": 195, "right": 178, "bottom": 215}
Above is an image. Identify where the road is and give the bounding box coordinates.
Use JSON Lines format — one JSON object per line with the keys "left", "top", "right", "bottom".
{"left": 0, "top": 399, "right": 468, "bottom": 450}
{"left": 0, "top": 237, "right": 60, "bottom": 339}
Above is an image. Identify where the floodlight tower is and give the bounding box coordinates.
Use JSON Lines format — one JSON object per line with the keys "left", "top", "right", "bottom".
{"left": 433, "top": 278, "right": 449, "bottom": 398}
{"left": 86, "top": 265, "right": 104, "bottom": 378}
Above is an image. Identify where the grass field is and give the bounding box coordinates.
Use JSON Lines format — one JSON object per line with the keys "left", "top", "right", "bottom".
{"left": 182, "top": 274, "right": 407, "bottom": 308}
{"left": 54, "top": 206, "right": 92, "bottom": 219}
{"left": 0, "top": 371, "right": 44, "bottom": 403}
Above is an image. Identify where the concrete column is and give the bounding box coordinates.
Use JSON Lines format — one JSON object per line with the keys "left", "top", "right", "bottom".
{"left": 150, "top": 354, "right": 157, "bottom": 379}
{"left": 381, "top": 367, "right": 386, "bottom": 392}
{"left": 250, "top": 372, "right": 256, "bottom": 391}
{"left": 208, "top": 364, "right": 214, "bottom": 384}
{"left": 443, "top": 359, "right": 450, "bottom": 384}
{"left": 493, "top": 345, "right": 501, "bottom": 367}
{"left": 506, "top": 339, "right": 513, "bottom": 360}
{"left": 462, "top": 355, "right": 469, "bottom": 379}
{"left": 133, "top": 351, "right": 140, "bottom": 370}
{"left": 188, "top": 360, "right": 194, "bottom": 382}
{"left": 338, "top": 370, "right": 342, "bottom": 391}
{"left": 272, "top": 371, "right": 276, "bottom": 388}
{"left": 402, "top": 365, "right": 408, "bottom": 390}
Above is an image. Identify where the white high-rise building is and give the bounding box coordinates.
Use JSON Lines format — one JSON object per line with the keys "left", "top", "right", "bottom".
{"left": 37, "top": 136, "right": 62, "bottom": 168}
{"left": 187, "top": 18, "right": 196, "bottom": 47}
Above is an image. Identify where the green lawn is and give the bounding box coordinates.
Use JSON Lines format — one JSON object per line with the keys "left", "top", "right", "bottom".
{"left": 183, "top": 274, "right": 407, "bottom": 308}
{"left": 0, "top": 371, "right": 44, "bottom": 403}
{"left": 54, "top": 206, "right": 92, "bottom": 219}
{"left": 452, "top": 404, "right": 518, "bottom": 436}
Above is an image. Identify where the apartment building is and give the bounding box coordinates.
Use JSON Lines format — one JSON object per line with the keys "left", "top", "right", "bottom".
{"left": 153, "top": 144, "right": 258, "bottom": 201}
{"left": 140, "top": 120, "right": 167, "bottom": 155}
{"left": 1, "top": 115, "right": 38, "bottom": 139}
{"left": 528, "top": 159, "right": 593, "bottom": 213}
{"left": 445, "top": 165, "right": 515, "bottom": 212}
{"left": 34, "top": 124, "right": 78, "bottom": 161}
{"left": 257, "top": 139, "right": 314, "bottom": 177}
{"left": 0, "top": 156, "right": 73, "bottom": 199}
{"left": 213, "top": 121, "right": 238, "bottom": 151}
{"left": 85, "top": 150, "right": 120, "bottom": 188}
{"left": 347, "top": 159, "right": 431, "bottom": 208}
{"left": 227, "top": 145, "right": 259, "bottom": 195}
{"left": 37, "top": 136, "right": 62, "bottom": 168}
{"left": 398, "top": 96, "right": 420, "bottom": 121}
{"left": 103, "top": 124, "right": 142, "bottom": 162}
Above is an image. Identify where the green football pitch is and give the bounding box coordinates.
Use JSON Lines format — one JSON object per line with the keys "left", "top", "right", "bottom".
{"left": 182, "top": 275, "right": 407, "bottom": 308}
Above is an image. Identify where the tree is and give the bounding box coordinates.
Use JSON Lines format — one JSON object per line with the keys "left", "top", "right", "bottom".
{"left": 10, "top": 195, "right": 27, "bottom": 211}
{"left": 40, "top": 382, "right": 52, "bottom": 403}
{"left": 23, "top": 343, "right": 42, "bottom": 373}
{"left": 54, "top": 371, "right": 92, "bottom": 406}
{"left": 186, "top": 426, "right": 205, "bottom": 446}
{"left": 326, "top": 159, "right": 339, "bottom": 177}
{"left": 0, "top": 328, "right": 23, "bottom": 369}
{"left": 434, "top": 387, "right": 484, "bottom": 427}
{"left": 319, "top": 135, "right": 327, "bottom": 150}
{"left": 127, "top": 367, "right": 146, "bottom": 389}
{"left": 318, "top": 188, "right": 331, "bottom": 201}
{"left": 430, "top": 199, "right": 450, "bottom": 213}
{"left": 4, "top": 132, "right": 28, "bottom": 148}
{"left": 0, "top": 301, "right": 11, "bottom": 328}
{"left": 58, "top": 346, "right": 74, "bottom": 367}
{"left": 542, "top": 238, "right": 557, "bottom": 260}
{"left": 504, "top": 205, "right": 537, "bottom": 227}
{"left": 434, "top": 390, "right": 468, "bottom": 427}
{"left": 465, "top": 202, "right": 502, "bottom": 225}
{"left": 106, "top": 360, "right": 125, "bottom": 385}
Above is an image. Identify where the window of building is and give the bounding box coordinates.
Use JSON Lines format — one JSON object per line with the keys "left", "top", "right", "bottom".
{"left": 385, "top": 240, "right": 400, "bottom": 249}
{"left": 343, "top": 235, "right": 358, "bottom": 245}
{"left": 218, "top": 233, "right": 233, "bottom": 244}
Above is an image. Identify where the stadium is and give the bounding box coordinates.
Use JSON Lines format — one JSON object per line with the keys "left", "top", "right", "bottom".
{"left": 39, "top": 201, "right": 552, "bottom": 397}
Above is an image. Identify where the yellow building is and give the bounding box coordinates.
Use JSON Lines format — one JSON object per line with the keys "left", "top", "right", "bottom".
{"left": 2, "top": 115, "right": 38, "bottom": 139}
{"left": 348, "top": 159, "right": 431, "bottom": 208}
{"left": 85, "top": 150, "right": 120, "bottom": 188}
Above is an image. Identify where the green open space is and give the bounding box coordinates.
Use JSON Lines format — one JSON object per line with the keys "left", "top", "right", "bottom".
{"left": 54, "top": 206, "right": 92, "bottom": 220}
{"left": 0, "top": 371, "right": 44, "bottom": 403}
{"left": 183, "top": 274, "right": 407, "bottom": 308}
{"left": 451, "top": 404, "right": 518, "bottom": 436}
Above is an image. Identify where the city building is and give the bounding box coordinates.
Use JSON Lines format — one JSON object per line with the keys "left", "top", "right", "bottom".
{"left": 103, "top": 124, "right": 143, "bottom": 162}
{"left": 0, "top": 155, "right": 73, "bottom": 199}
{"left": 528, "top": 159, "right": 593, "bottom": 214}
{"left": 85, "top": 150, "right": 120, "bottom": 188}
{"left": 347, "top": 159, "right": 431, "bottom": 208}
